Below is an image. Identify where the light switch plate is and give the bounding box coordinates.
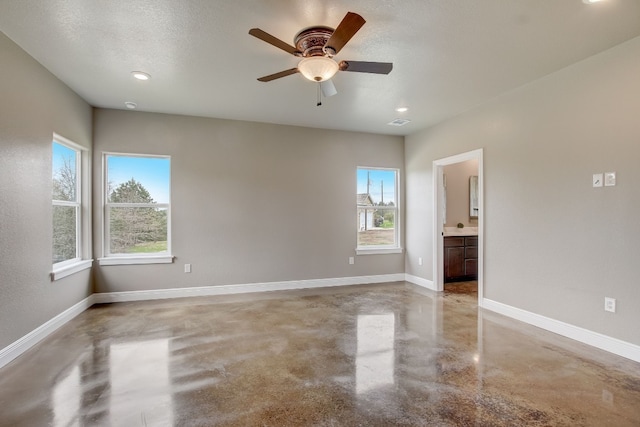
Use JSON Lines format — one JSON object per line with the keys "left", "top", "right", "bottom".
{"left": 604, "top": 297, "right": 616, "bottom": 313}
{"left": 592, "top": 173, "right": 603, "bottom": 187}
{"left": 604, "top": 172, "right": 616, "bottom": 186}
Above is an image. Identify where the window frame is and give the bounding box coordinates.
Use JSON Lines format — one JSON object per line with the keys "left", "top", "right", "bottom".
{"left": 356, "top": 167, "right": 402, "bottom": 255}
{"left": 99, "top": 152, "right": 173, "bottom": 265}
{"left": 51, "top": 134, "right": 92, "bottom": 280}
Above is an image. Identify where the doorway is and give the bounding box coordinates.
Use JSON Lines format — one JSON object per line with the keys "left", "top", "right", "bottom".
{"left": 433, "top": 149, "right": 484, "bottom": 306}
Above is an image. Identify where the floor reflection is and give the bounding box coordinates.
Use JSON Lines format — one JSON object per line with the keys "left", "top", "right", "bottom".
{"left": 355, "top": 313, "right": 395, "bottom": 394}
{"left": 51, "top": 338, "right": 174, "bottom": 426}
{"left": 53, "top": 365, "right": 81, "bottom": 427}
{"left": 109, "top": 339, "right": 173, "bottom": 426}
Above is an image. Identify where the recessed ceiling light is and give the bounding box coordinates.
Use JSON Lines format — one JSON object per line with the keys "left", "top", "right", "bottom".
{"left": 395, "top": 107, "right": 409, "bottom": 113}
{"left": 124, "top": 101, "right": 137, "bottom": 109}
{"left": 131, "top": 71, "right": 151, "bottom": 81}
{"left": 582, "top": 0, "right": 604, "bottom": 3}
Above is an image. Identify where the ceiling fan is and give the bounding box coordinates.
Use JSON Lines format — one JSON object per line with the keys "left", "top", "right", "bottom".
{"left": 249, "top": 12, "right": 393, "bottom": 101}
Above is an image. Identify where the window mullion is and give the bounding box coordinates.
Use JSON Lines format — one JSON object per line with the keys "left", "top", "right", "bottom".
{"left": 106, "top": 202, "right": 169, "bottom": 208}
{"left": 53, "top": 200, "right": 80, "bottom": 207}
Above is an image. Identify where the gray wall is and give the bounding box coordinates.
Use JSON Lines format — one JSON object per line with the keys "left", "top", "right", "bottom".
{"left": 92, "top": 110, "right": 404, "bottom": 292}
{"left": 0, "top": 32, "right": 93, "bottom": 349}
{"left": 405, "top": 36, "right": 640, "bottom": 345}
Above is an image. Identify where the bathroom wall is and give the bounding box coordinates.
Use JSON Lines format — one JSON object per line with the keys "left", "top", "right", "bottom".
{"left": 443, "top": 159, "right": 478, "bottom": 228}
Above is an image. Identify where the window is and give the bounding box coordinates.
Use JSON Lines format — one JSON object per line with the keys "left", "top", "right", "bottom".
{"left": 53, "top": 140, "right": 81, "bottom": 265}
{"left": 52, "top": 135, "right": 92, "bottom": 280}
{"left": 101, "top": 153, "right": 171, "bottom": 264}
{"left": 356, "top": 168, "right": 401, "bottom": 254}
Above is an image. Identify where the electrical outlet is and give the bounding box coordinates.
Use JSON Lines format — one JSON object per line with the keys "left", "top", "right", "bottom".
{"left": 604, "top": 172, "right": 616, "bottom": 186}
{"left": 349, "top": 257, "right": 355, "bottom": 265}
{"left": 604, "top": 297, "right": 616, "bottom": 313}
{"left": 184, "top": 264, "right": 191, "bottom": 273}
{"left": 418, "top": 257, "right": 423, "bottom": 266}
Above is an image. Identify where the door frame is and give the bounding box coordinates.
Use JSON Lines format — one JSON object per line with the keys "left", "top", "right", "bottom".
{"left": 433, "top": 149, "right": 484, "bottom": 305}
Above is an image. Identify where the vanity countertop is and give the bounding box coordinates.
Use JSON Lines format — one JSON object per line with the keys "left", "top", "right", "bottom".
{"left": 443, "top": 227, "right": 478, "bottom": 237}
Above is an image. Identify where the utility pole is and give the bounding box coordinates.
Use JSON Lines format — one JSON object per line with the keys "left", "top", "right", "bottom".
{"left": 366, "top": 170, "right": 370, "bottom": 195}
{"left": 365, "top": 170, "right": 371, "bottom": 230}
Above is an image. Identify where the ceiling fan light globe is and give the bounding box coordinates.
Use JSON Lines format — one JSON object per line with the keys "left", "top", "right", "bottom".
{"left": 298, "top": 57, "right": 339, "bottom": 82}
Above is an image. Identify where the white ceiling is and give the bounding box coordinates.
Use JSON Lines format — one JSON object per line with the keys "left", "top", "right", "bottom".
{"left": 1, "top": 0, "right": 639, "bottom": 136}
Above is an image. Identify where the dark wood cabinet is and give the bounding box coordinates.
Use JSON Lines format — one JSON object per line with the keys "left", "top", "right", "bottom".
{"left": 445, "top": 247, "right": 465, "bottom": 278}
{"left": 444, "top": 236, "right": 478, "bottom": 282}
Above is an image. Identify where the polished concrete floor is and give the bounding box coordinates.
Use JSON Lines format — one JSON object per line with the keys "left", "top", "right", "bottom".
{"left": 1, "top": 282, "right": 639, "bottom": 426}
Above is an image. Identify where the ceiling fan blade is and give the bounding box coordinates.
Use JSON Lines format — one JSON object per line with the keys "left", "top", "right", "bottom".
{"left": 324, "top": 12, "right": 366, "bottom": 55}
{"left": 257, "top": 68, "right": 300, "bottom": 82}
{"left": 339, "top": 60, "right": 393, "bottom": 74}
{"left": 320, "top": 80, "right": 337, "bottom": 97}
{"left": 249, "top": 28, "right": 300, "bottom": 56}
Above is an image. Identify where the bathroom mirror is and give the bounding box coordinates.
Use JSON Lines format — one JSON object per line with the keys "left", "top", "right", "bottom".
{"left": 469, "top": 176, "right": 478, "bottom": 218}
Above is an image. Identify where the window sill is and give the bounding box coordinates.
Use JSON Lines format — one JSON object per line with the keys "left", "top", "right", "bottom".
{"left": 51, "top": 259, "right": 93, "bottom": 281}
{"left": 356, "top": 247, "right": 404, "bottom": 255}
{"left": 98, "top": 255, "right": 175, "bottom": 266}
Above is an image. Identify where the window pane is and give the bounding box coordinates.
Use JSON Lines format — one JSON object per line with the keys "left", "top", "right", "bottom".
{"left": 109, "top": 207, "right": 168, "bottom": 254}
{"left": 357, "top": 169, "right": 396, "bottom": 206}
{"left": 53, "top": 205, "right": 77, "bottom": 263}
{"left": 357, "top": 209, "right": 395, "bottom": 247}
{"left": 52, "top": 142, "right": 77, "bottom": 202}
{"left": 107, "top": 156, "right": 170, "bottom": 204}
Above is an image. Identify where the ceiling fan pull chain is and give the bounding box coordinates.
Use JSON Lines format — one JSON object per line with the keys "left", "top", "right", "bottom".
{"left": 317, "top": 82, "right": 322, "bottom": 106}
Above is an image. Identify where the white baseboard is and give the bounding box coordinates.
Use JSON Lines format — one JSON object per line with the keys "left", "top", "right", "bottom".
{"left": 404, "top": 274, "right": 436, "bottom": 291}
{"left": 93, "top": 273, "right": 406, "bottom": 304}
{"left": 0, "top": 295, "right": 95, "bottom": 369}
{"left": 482, "top": 298, "right": 640, "bottom": 363}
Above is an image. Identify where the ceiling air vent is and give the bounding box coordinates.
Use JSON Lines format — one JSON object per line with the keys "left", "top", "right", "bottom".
{"left": 388, "top": 118, "right": 411, "bottom": 126}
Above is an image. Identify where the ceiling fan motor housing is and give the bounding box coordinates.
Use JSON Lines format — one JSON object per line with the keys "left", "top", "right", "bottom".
{"left": 294, "top": 26, "right": 335, "bottom": 57}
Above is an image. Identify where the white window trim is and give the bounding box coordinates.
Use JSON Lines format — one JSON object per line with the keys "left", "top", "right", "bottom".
{"left": 101, "top": 152, "right": 173, "bottom": 265}
{"left": 356, "top": 247, "right": 404, "bottom": 255}
{"left": 51, "top": 133, "right": 92, "bottom": 281}
{"left": 98, "top": 255, "right": 174, "bottom": 266}
{"left": 356, "top": 167, "right": 403, "bottom": 255}
{"left": 51, "top": 259, "right": 93, "bottom": 280}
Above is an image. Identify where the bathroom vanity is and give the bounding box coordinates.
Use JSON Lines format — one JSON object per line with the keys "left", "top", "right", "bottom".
{"left": 443, "top": 231, "right": 478, "bottom": 283}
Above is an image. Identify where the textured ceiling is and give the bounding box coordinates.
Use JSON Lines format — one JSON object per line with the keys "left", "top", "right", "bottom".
{"left": 1, "top": 0, "right": 640, "bottom": 136}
